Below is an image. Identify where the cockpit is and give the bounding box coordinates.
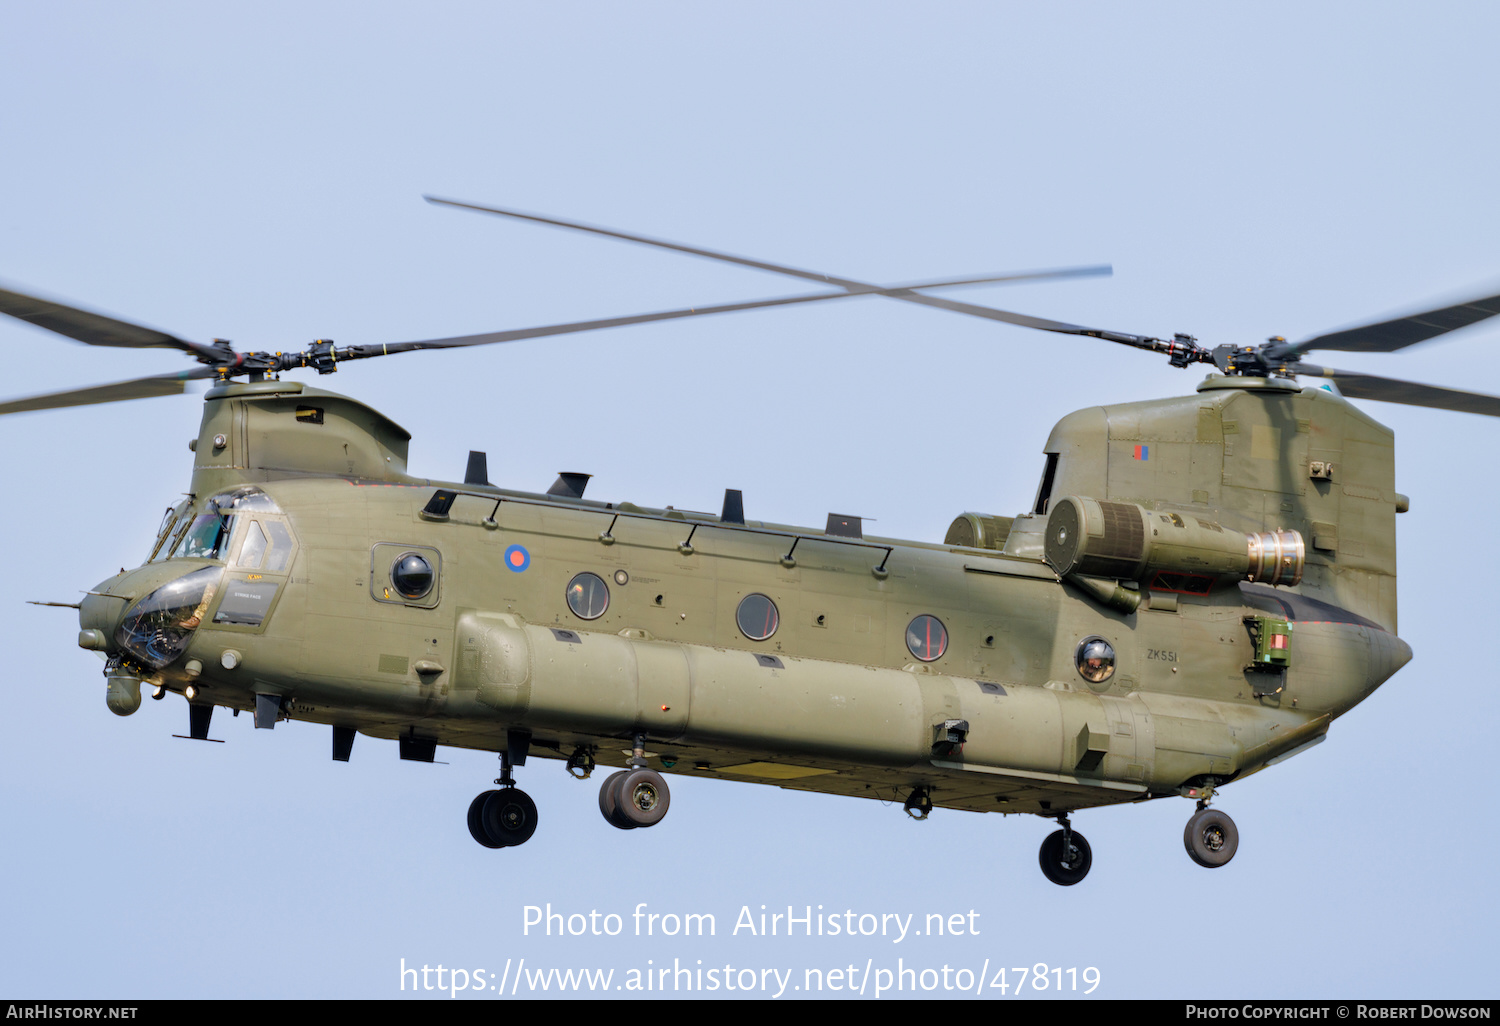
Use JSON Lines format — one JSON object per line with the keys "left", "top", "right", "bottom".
{"left": 108, "top": 486, "right": 294, "bottom": 672}
{"left": 149, "top": 485, "right": 283, "bottom": 563}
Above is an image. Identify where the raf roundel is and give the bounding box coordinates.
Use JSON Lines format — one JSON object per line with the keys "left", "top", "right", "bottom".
{"left": 504, "top": 544, "right": 530, "bottom": 573}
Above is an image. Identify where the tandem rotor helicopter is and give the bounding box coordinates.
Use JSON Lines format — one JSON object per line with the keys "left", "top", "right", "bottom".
{"left": 5, "top": 197, "right": 1499, "bottom": 885}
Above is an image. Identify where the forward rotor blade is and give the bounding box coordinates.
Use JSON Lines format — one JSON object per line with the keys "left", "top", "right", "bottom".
{"left": 0, "top": 285, "right": 222, "bottom": 362}
{"left": 0, "top": 367, "right": 217, "bottom": 416}
{"left": 359, "top": 290, "right": 872, "bottom": 356}
{"left": 426, "top": 196, "right": 1151, "bottom": 350}
{"left": 351, "top": 267, "right": 1116, "bottom": 359}
{"left": 1293, "top": 290, "right": 1500, "bottom": 355}
{"left": 1301, "top": 364, "right": 1500, "bottom": 417}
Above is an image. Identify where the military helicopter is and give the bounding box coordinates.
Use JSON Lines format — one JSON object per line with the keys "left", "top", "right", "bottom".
{"left": 5, "top": 197, "right": 1498, "bottom": 885}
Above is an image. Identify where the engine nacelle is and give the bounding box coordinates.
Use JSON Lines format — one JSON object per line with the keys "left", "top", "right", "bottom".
{"left": 1044, "top": 495, "right": 1303, "bottom": 587}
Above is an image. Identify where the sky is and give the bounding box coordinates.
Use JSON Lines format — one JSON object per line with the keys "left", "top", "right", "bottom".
{"left": 1, "top": 1, "right": 1497, "bottom": 1002}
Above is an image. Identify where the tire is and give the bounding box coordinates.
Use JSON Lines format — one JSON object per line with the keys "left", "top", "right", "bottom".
{"left": 1038, "top": 828, "right": 1092, "bottom": 886}
{"left": 482, "top": 787, "right": 539, "bottom": 847}
{"left": 598, "top": 770, "right": 637, "bottom": 830}
{"left": 468, "top": 790, "right": 507, "bottom": 848}
{"left": 1184, "top": 808, "right": 1238, "bottom": 868}
{"left": 614, "top": 768, "right": 671, "bottom": 828}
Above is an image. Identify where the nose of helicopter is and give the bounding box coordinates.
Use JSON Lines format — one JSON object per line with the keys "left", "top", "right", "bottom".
{"left": 78, "top": 561, "right": 223, "bottom": 666}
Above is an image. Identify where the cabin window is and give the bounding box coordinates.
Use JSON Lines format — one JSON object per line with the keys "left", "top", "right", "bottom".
{"left": 906, "top": 615, "right": 948, "bottom": 662}
{"left": 566, "top": 572, "right": 609, "bottom": 620}
{"left": 1075, "top": 637, "right": 1116, "bottom": 683}
{"left": 736, "top": 593, "right": 780, "bottom": 641}
{"left": 391, "top": 552, "right": 436, "bottom": 600}
{"left": 370, "top": 543, "right": 441, "bottom": 607}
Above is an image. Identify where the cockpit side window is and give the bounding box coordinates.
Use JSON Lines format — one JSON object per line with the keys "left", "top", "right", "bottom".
{"left": 263, "top": 521, "right": 294, "bottom": 572}
{"left": 237, "top": 521, "right": 269, "bottom": 569}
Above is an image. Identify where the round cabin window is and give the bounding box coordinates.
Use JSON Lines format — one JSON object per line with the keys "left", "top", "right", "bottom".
{"left": 566, "top": 572, "right": 609, "bottom": 620}
{"left": 736, "top": 593, "right": 780, "bottom": 641}
{"left": 1075, "top": 636, "right": 1116, "bottom": 684}
{"left": 906, "top": 614, "right": 948, "bottom": 662}
{"left": 391, "top": 553, "right": 435, "bottom": 600}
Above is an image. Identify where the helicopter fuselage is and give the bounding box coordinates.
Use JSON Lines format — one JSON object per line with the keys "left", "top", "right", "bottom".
{"left": 78, "top": 376, "right": 1412, "bottom": 823}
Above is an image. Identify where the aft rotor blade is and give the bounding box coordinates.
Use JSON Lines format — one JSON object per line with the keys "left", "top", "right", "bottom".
{"left": 0, "top": 367, "right": 217, "bottom": 416}
{"left": 356, "top": 290, "right": 880, "bottom": 356}
{"left": 1301, "top": 364, "right": 1500, "bottom": 418}
{"left": 1293, "top": 290, "right": 1500, "bottom": 355}
{"left": 0, "top": 285, "right": 223, "bottom": 362}
{"left": 883, "top": 290, "right": 1161, "bottom": 347}
{"left": 424, "top": 196, "right": 1145, "bottom": 341}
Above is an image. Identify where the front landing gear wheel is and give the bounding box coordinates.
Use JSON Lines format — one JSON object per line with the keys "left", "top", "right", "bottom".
{"left": 468, "top": 790, "right": 507, "bottom": 848}
{"left": 1038, "top": 828, "right": 1092, "bottom": 886}
{"left": 1184, "top": 807, "right": 1238, "bottom": 868}
{"left": 482, "top": 787, "right": 538, "bottom": 847}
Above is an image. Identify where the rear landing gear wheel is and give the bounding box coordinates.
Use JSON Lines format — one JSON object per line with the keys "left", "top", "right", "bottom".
{"left": 482, "top": 787, "right": 538, "bottom": 847}
{"left": 1184, "top": 807, "right": 1238, "bottom": 868}
{"left": 1038, "top": 827, "right": 1092, "bottom": 886}
{"left": 468, "top": 790, "right": 507, "bottom": 848}
{"left": 598, "top": 770, "right": 637, "bottom": 830}
{"left": 615, "top": 768, "right": 670, "bottom": 828}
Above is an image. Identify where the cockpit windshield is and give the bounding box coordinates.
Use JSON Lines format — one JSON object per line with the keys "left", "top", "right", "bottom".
{"left": 173, "top": 512, "right": 233, "bottom": 559}
{"left": 168, "top": 487, "right": 281, "bottom": 562}
{"left": 148, "top": 499, "right": 193, "bottom": 562}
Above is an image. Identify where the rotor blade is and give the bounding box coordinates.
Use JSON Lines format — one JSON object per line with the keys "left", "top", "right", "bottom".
{"left": 426, "top": 196, "right": 871, "bottom": 290}
{"left": 0, "top": 367, "right": 217, "bottom": 416}
{"left": 428, "top": 198, "right": 1113, "bottom": 294}
{"left": 0, "top": 285, "right": 222, "bottom": 362}
{"left": 882, "top": 289, "right": 1161, "bottom": 346}
{"left": 352, "top": 290, "right": 869, "bottom": 356}
{"left": 346, "top": 267, "right": 1117, "bottom": 359}
{"left": 1300, "top": 364, "right": 1500, "bottom": 417}
{"left": 1293, "top": 290, "right": 1500, "bottom": 355}
{"left": 886, "top": 265, "right": 1113, "bottom": 290}
{"left": 426, "top": 196, "right": 1150, "bottom": 348}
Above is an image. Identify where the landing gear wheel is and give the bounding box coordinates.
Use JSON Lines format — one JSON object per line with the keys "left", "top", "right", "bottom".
{"left": 1184, "top": 807, "right": 1238, "bottom": 868}
{"left": 598, "top": 770, "right": 637, "bottom": 830}
{"left": 468, "top": 790, "right": 507, "bottom": 848}
{"left": 615, "top": 768, "right": 670, "bottom": 828}
{"left": 1038, "top": 828, "right": 1092, "bottom": 886}
{"left": 482, "top": 787, "right": 538, "bottom": 847}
